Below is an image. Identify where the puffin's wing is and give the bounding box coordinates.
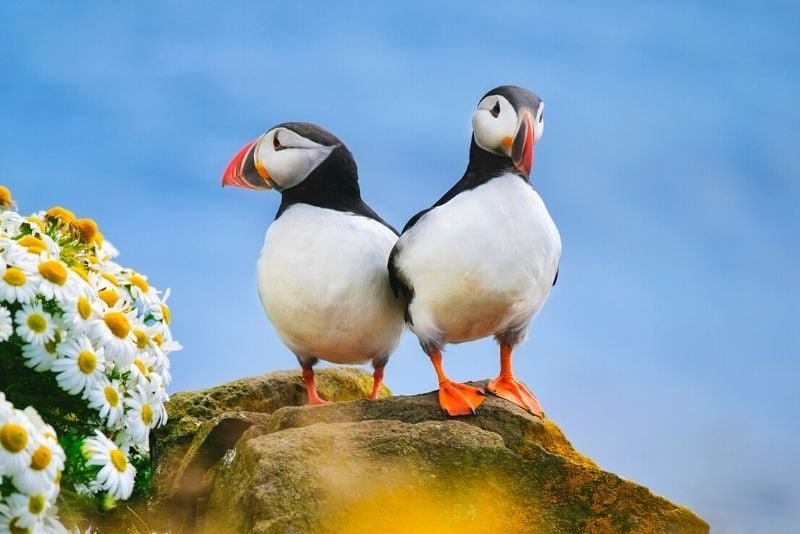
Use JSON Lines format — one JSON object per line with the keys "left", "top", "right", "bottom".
{"left": 553, "top": 264, "right": 559, "bottom": 286}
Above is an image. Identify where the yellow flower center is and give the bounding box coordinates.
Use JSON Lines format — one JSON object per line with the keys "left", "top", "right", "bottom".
{"left": 77, "top": 297, "right": 92, "bottom": 320}
{"left": 44, "top": 339, "right": 58, "bottom": 354}
{"left": 133, "top": 358, "right": 149, "bottom": 377}
{"left": 9, "top": 517, "right": 30, "bottom": 534}
{"left": 0, "top": 422, "right": 28, "bottom": 453}
{"left": 153, "top": 333, "right": 164, "bottom": 347}
{"left": 104, "top": 386, "right": 120, "bottom": 407}
{"left": 133, "top": 330, "right": 149, "bottom": 349}
{"left": 45, "top": 206, "right": 75, "bottom": 223}
{"left": 104, "top": 312, "right": 130, "bottom": 338}
{"left": 72, "top": 265, "right": 89, "bottom": 281}
{"left": 130, "top": 274, "right": 149, "bottom": 293}
{"left": 77, "top": 350, "right": 97, "bottom": 374}
{"left": 98, "top": 289, "right": 119, "bottom": 307}
{"left": 30, "top": 445, "right": 52, "bottom": 471}
{"left": 141, "top": 404, "right": 154, "bottom": 426}
{"left": 17, "top": 235, "right": 46, "bottom": 254}
{"left": 3, "top": 267, "right": 26, "bottom": 286}
{"left": 72, "top": 218, "right": 99, "bottom": 244}
{"left": 101, "top": 273, "right": 119, "bottom": 286}
{"left": 161, "top": 304, "right": 171, "bottom": 325}
{"left": 26, "top": 216, "right": 45, "bottom": 232}
{"left": 0, "top": 185, "right": 12, "bottom": 208}
{"left": 28, "top": 494, "right": 46, "bottom": 515}
{"left": 38, "top": 260, "right": 67, "bottom": 286}
{"left": 27, "top": 314, "right": 47, "bottom": 334}
{"left": 110, "top": 448, "right": 128, "bottom": 472}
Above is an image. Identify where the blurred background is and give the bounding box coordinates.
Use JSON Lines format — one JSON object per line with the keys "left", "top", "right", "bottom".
{"left": 1, "top": 1, "right": 798, "bottom": 531}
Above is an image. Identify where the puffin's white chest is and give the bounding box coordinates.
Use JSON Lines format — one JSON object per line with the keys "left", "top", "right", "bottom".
{"left": 396, "top": 173, "right": 561, "bottom": 345}
{"left": 257, "top": 204, "right": 404, "bottom": 364}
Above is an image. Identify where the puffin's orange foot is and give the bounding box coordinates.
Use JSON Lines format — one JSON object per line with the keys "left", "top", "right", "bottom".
{"left": 307, "top": 394, "right": 333, "bottom": 406}
{"left": 487, "top": 375, "right": 543, "bottom": 417}
{"left": 438, "top": 381, "right": 485, "bottom": 416}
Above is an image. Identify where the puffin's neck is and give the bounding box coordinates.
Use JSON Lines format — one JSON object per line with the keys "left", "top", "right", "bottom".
{"left": 462, "top": 136, "right": 528, "bottom": 181}
{"left": 276, "top": 146, "right": 362, "bottom": 217}
{"left": 460, "top": 137, "right": 527, "bottom": 188}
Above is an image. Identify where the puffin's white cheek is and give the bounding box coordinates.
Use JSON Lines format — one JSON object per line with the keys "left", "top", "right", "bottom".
{"left": 472, "top": 109, "right": 516, "bottom": 154}
{"left": 263, "top": 146, "right": 334, "bottom": 190}
{"left": 472, "top": 111, "right": 501, "bottom": 152}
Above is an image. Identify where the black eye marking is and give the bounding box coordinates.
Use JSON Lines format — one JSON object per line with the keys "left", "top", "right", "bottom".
{"left": 539, "top": 112, "right": 544, "bottom": 123}
{"left": 490, "top": 100, "right": 501, "bottom": 118}
{"left": 273, "top": 132, "right": 285, "bottom": 151}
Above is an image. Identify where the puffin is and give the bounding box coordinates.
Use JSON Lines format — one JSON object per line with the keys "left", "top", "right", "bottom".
{"left": 222, "top": 122, "right": 404, "bottom": 404}
{"left": 388, "top": 85, "right": 561, "bottom": 417}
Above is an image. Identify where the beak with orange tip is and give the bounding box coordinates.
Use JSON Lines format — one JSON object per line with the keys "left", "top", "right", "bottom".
{"left": 511, "top": 111, "right": 535, "bottom": 176}
{"left": 221, "top": 137, "right": 274, "bottom": 190}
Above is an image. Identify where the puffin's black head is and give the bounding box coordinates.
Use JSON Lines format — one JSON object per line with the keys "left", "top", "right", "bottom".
{"left": 222, "top": 122, "right": 355, "bottom": 193}
{"left": 471, "top": 85, "right": 544, "bottom": 176}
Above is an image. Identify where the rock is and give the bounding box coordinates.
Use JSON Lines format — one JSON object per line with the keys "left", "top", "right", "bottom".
{"left": 149, "top": 369, "right": 708, "bottom": 533}
{"left": 151, "top": 367, "right": 388, "bottom": 502}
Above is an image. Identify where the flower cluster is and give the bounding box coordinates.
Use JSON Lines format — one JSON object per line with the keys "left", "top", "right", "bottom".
{"left": 0, "top": 394, "right": 68, "bottom": 533}
{"left": 0, "top": 185, "right": 180, "bottom": 510}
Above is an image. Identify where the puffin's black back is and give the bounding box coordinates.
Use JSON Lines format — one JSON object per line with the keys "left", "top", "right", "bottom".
{"left": 274, "top": 122, "right": 397, "bottom": 235}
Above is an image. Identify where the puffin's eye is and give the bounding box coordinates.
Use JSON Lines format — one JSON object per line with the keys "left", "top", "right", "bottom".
{"left": 490, "top": 100, "right": 501, "bottom": 118}
{"left": 539, "top": 112, "right": 544, "bottom": 123}
{"left": 273, "top": 133, "right": 285, "bottom": 151}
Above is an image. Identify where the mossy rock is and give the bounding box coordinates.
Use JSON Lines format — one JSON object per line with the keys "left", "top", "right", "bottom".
{"left": 145, "top": 370, "right": 707, "bottom": 533}
{"left": 203, "top": 417, "right": 707, "bottom": 533}
{"left": 151, "top": 367, "right": 388, "bottom": 500}
{"left": 144, "top": 367, "right": 386, "bottom": 531}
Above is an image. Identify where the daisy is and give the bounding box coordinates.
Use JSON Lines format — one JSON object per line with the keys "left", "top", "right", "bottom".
{"left": 3, "top": 491, "right": 50, "bottom": 531}
{"left": 124, "top": 384, "right": 166, "bottom": 446}
{"left": 22, "top": 407, "right": 58, "bottom": 445}
{"left": 0, "top": 411, "right": 34, "bottom": 475}
{"left": 14, "top": 303, "right": 56, "bottom": 346}
{"left": 128, "top": 350, "right": 155, "bottom": 386}
{"left": 0, "top": 210, "right": 25, "bottom": 235}
{"left": 0, "top": 506, "right": 29, "bottom": 534}
{"left": 21, "top": 331, "right": 61, "bottom": 372}
{"left": 36, "top": 256, "right": 77, "bottom": 302}
{"left": 0, "top": 305, "right": 12, "bottom": 341}
{"left": 87, "top": 379, "right": 125, "bottom": 428}
{"left": 51, "top": 336, "right": 106, "bottom": 397}
{"left": 61, "top": 288, "right": 98, "bottom": 334}
{"left": 0, "top": 262, "right": 38, "bottom": 304}
{"left": 15, "top": 234, "right": 48, "bottom": 255}
{"left": 82, "top": 431, "right": 136, "bottom": 500}
{"left": 88, "top": 304, "right": 137, "bottom": 367}
{"left": 12, "top": 436, "right": 65, "bottom": 496}
{"left": 125, "top": 272, "right": 160, "bottom": 309}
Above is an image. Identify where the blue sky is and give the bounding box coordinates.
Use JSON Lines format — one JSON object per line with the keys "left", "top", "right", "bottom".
{"left": 1, "top": 1, "right": 798, "bottom": 531}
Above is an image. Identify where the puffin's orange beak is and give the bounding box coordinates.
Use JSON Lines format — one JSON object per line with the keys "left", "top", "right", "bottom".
{"left": 511, "top": 111, "right": 534, "bottom": 176}
{"left": 222, "top": 138, "right": 272, "bottom": 190}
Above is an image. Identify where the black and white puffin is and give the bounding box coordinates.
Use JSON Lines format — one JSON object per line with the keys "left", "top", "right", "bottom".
{"left": 388, "top": 86, "right": 561, "bottom": 417}
{"left": 222, "top": 122, "right": 404, "bottom": 404}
